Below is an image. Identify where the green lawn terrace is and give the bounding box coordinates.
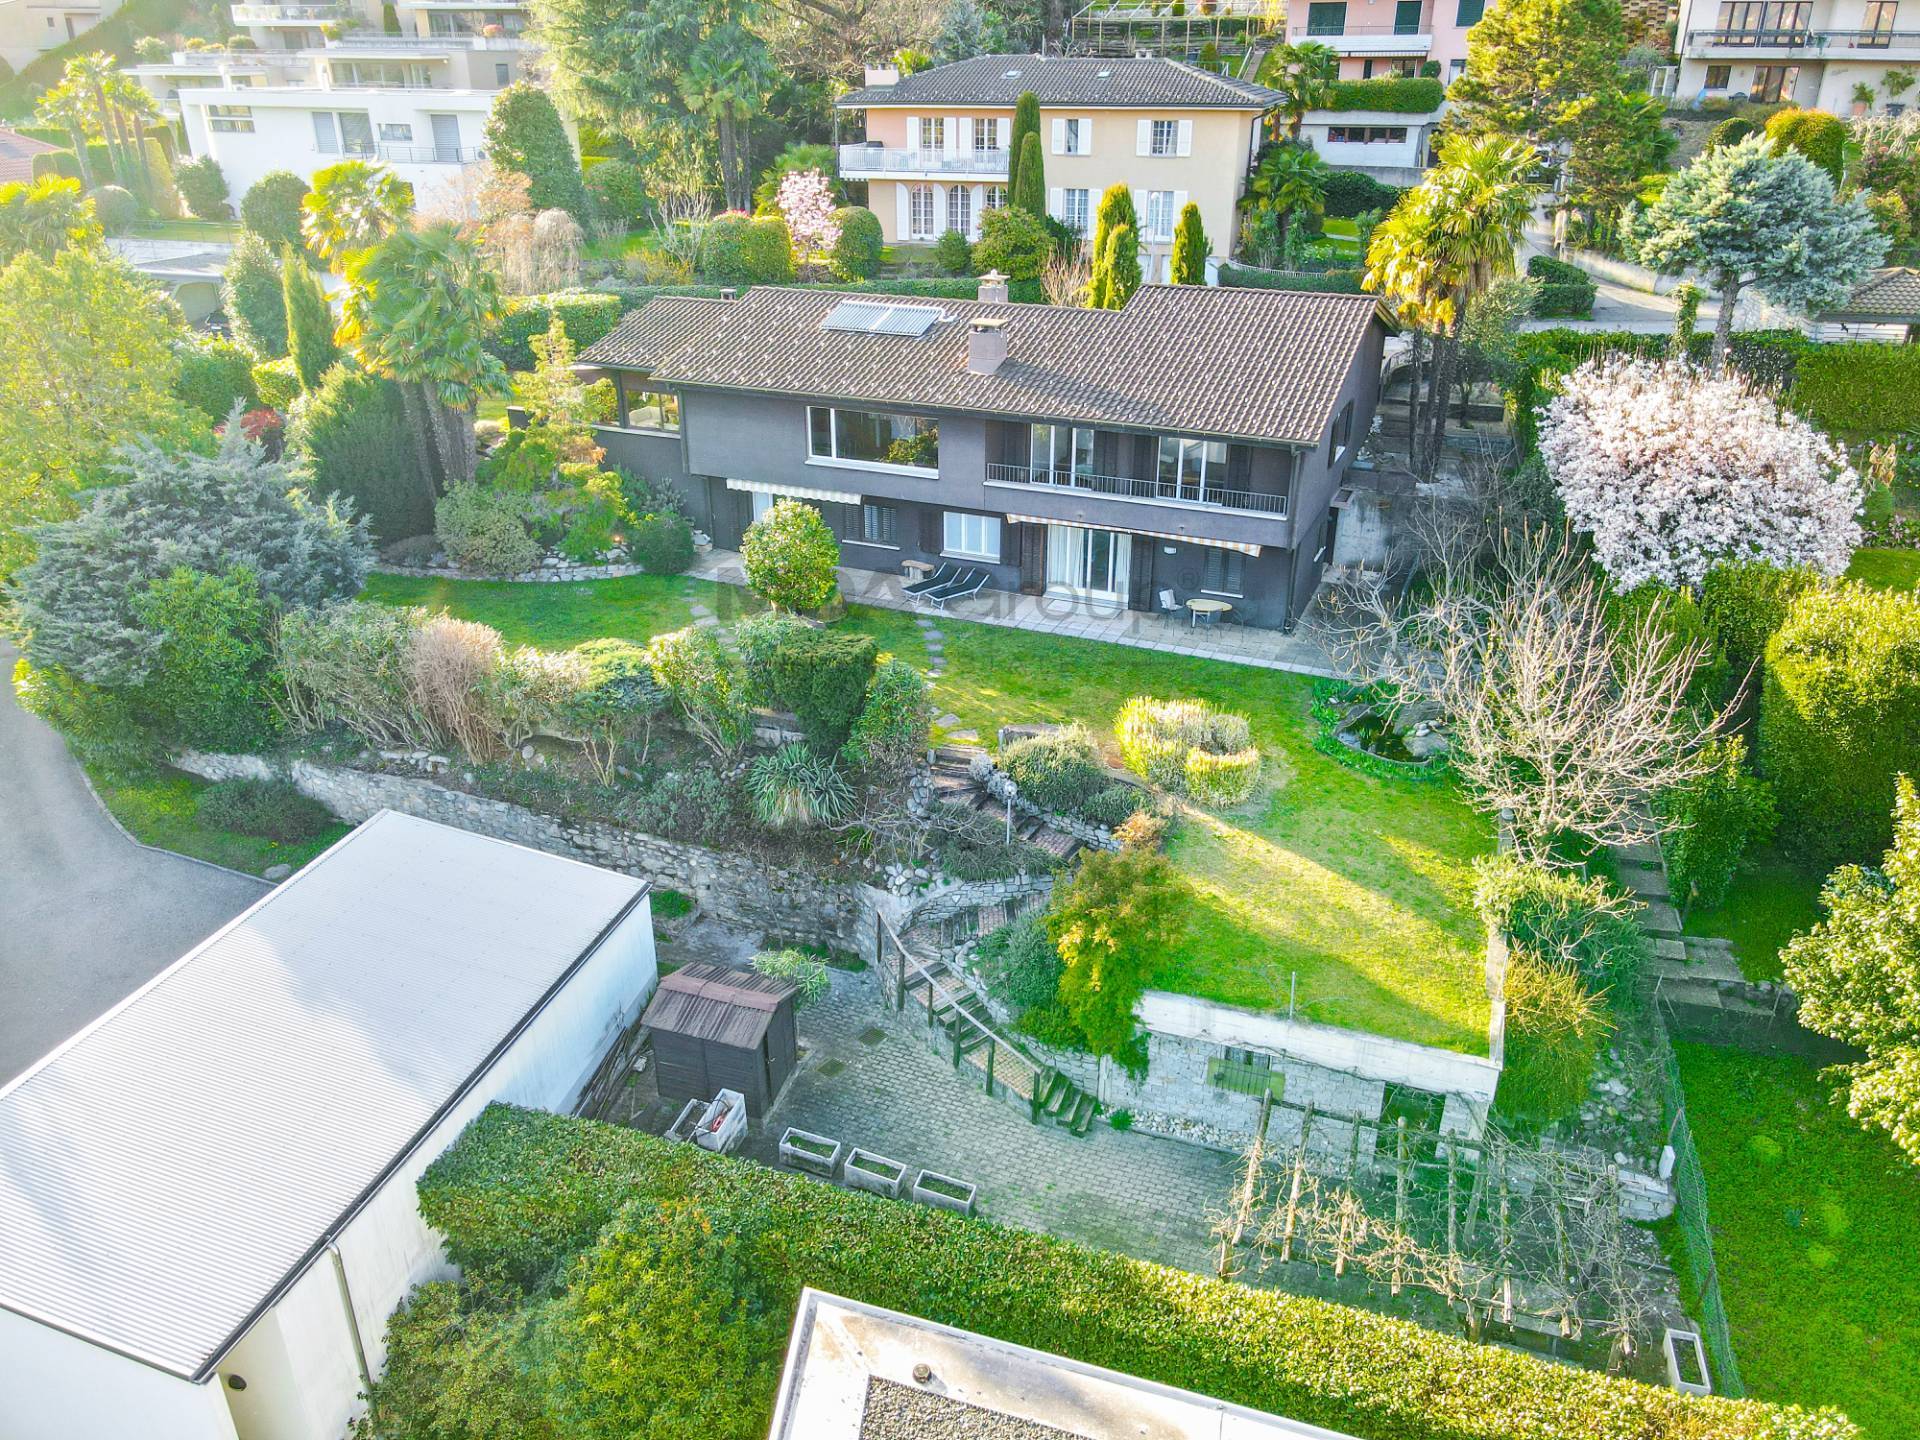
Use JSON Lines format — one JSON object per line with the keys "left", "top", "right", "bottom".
{"left": 362, "top": 571, "right": 1497, "bottom": 1055}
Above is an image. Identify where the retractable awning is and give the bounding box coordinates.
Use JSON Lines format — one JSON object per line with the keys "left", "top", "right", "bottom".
{"left": 725, "top": 477, "right": 864, "bottom": 506}
{"left": 1004, "top": 514, "right": 1262, "bottom": 557}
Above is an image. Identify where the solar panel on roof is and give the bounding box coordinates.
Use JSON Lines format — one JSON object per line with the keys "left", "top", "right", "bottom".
{"left": 821, "top": 300, "right": 947, "bottom": 336}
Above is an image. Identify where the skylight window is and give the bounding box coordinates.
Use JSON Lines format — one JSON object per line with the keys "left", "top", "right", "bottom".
{"left": 821, "top": 300, "right": 948, "bottom": 337}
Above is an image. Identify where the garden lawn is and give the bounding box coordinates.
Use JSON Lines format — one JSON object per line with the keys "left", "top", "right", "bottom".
{"left": 90, "top": 766, "right": 350, "bottom": 877}
{"left": 1676, "top": 1044, "right": 1920, "bottom": 1438}
{"left": 362, "top": 574, "right": 1493, "bottom": 1052}
{"left": 1680, "top": 844, "right": 1825, "bottom": 983}
{"left": 1847, "top": 547, "right": 1920, "bottom": 592}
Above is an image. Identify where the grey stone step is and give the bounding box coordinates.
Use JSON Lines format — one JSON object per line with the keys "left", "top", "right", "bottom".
{"left": 1637, "top": 899, "right": 1684, "bottom": 939}
{"left": 1616, "top": 863, "right": 1671, "bottom": 901}
{"left": 1610, "top": 841, "right": 1664, "bottom": 866}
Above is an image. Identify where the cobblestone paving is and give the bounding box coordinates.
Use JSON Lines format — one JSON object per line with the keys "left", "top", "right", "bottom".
{"left": 614, "top": 967, "right": 1238, "bottom": 1275}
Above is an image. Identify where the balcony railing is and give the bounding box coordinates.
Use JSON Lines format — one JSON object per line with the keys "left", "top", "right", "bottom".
{"left": 985, "top": 462, "right": 1288, "bottom": 517}
{"left": 1684, "top": 26, "right": 1920, "bottom": 52}
{"left": 231, "top": 3, "right": 343, "bottom": 21}
{"left": 837, "top": 142, "right": 1011, "bottom": 176}
{"left": 377, "top": 142, "right": 486, "bottom": 164}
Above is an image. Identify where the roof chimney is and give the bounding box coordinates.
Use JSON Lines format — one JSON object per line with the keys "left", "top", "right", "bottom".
{"left": 967, "top": 316, "right": 1009, "bottom": 376}
{"left": 977, "top": 269, "right": 1009, "bottom": 304}
{"left": 863, "top": 62, "right": 900, "bottom": 86}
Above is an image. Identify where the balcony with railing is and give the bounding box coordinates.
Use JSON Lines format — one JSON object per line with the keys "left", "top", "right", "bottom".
{"left": 838, "top": 142, "right": 1011, "bottom": 179}
{"left": 1684, "top": 25, "right": 1920, "bottom": 56}
{"left": 1294, "top": 10, "right": 1434, "bottom": 54}
{"left": 984, "top": 462, "right": 1290, "bottom": 518}
{"left": 377, "top": 141, "right": 486, "bottom": 164}
{"left": 231, "top": 2, "right": 344, "bottom": 22}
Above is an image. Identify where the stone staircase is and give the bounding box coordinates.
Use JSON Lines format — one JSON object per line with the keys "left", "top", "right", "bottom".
{"left": 928, "top": 744, "right": 1085, "bottom": 864}
{"left": 1609, "top": 840, "right": 1784, "bottom": 1025}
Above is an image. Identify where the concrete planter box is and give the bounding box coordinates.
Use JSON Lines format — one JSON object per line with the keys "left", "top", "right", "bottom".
{"left": 911, "top": 1169, "right": 977, "bottom": 1216}
{"left": 779, "top": 1127, "right": 844, "bottom": 1178}
{"left": 843, "top": 1147, "right": 907, "bottom": 1198}
{"left": 665, "top": 1097, "right": 704, "bottom": 1144}
{"left": 1663, "top": 1327, "right": 1711, "bottom": 1396}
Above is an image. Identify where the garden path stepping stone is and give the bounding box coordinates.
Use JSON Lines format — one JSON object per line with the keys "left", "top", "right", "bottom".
{"left": 688, "top": 602, "right": 712, "bottom": 616}
{"left": 947, "top": 728, "right": 979, "bottom": 742}
{"left": 922, "top": 629, "right": 944, "bottom": 642}
{"left": 936, "top": 712, "right": 963, "bottom": 727}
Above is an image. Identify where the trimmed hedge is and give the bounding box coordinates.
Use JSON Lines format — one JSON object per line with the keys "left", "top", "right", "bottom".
{"left": 1323, "top": 77, "right": 1446, "bottom": 114}
{"left": 1525, "top": 254, "right": 1597, "bottom": 319}
{"left": 1790, "top": 343, "right": 1920, "bottom": 436}
{"left": 1322, "top": 169, "right": 1408, "bottom": 219}
{"left": 488, "top": 290, "right": 623, "bottom": 369}
{"left": 416, "top": 1105, "right": 1856, "bottom": 1440}
{"left": 1219, "top": 264, "right": 1366, "bottom": 293}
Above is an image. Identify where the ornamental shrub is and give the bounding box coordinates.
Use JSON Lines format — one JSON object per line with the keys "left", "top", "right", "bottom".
{"left": 746, "top": 742, "right": 854, "bottom": 829}
{"left": 1765, "top": 106, "right": 1850, "bottom": 185}
{"left": 1602, "top": 581, "right": 1728, "bottom": 707}
{"left": 487, "top": 290, "right": 622, "bottom": 370}
{"left": 277, "top": 602, "right": 433, "bottom": 747}
{"left": 1472, "top": 853, "right": 1648, "bottom": 994}
{"left": 933, "top": 227, "right": 973, "bottom": 275}
{"left": 1048, "top": 842, "right": 1184, "bottom": 1072}
{"left": 1494, "top": 948, "right": 1611, "bottom": 1124}
{"left": 175, "top": 154, "right": 228, "bottom": 219}
{"left": 643, "top": 625, "right": 752, "bottom": 757}
{"left": 88, "top": 184, "right": 137, "bottom": 233}
{"left": 1697, "top": 560, "right": 1820, "bottom": 690}
{"left": 974, "top": 911, "right": 1063, "bottom": 1011}
{"left": 625, "top": 510, "right": 694, "bottom": 574}
{"left": 1707, "top": 114, "right": 1762, "bottom": 151}
{"left": 223, "top": 230, "right": 286, "bottom": 358}
{"left": 828, "top": 205, "right": 884, "bottom": 280}
{"left": 970, "top": 204, "right": 1050, "bottom": 281}
{"left": 1217, "top": 264, "right": 1366, "bottom": 293}
{"left": 287, "top": 364, "right": 436, "bottom": 543}
{"left": 585, "top": 158, "right": 647, "bottom": 226}
{"left": 557, "top": 637, "right": 666, "bottom": 780}
{"left": 483, "top": 83, "right": 588, "bottom": 219}
{"left": 1115, "top": 695, "right": 1257, "bottom": 805}
{"left": 1659, "top": 735, "right": 1777, "bottom": 912}
{"left": 434, "top": 485, "right": 539, "bottom": 576}
{"left": 750, "top": 948, "right": 830, "bottom": 1006}
{"left": 172, "top": 335, "right": 259, "bottom": 422}
{"left": 240, "top": 169, "right": 310, "bottom": 252}
{"left": 249, "top": 354, "right": 300, "bottom": 410}
{"left": 130, "top": 567, "right": 280, "bottom": 752}
{"left": 1002, "top": 725, "right": 1105, "bottom": 810}
{"left": 699, "top": 211, "right": 753, "bottom": 284}
{"left": 282, "top": 250, "right": 338, "bottom": 390}
{"left": 349, "top": 1282, "right": 550, "bottom": 1440}
{"left": 740, "top": 214, "right": 794, "bottom": 283}
{"left": 841, "top": 656, "right": 931, "bottom": 778}
{"left": 741, "top": 498, "right": 840, "bottom": 612}
{"left": 11, "top": 658, "right": 164, "bottom": 779}
{"left": 1525, "top": 253, "right": 1596, "bottom": 318}
{"left": 414, "top": 1106, "right": 1854, "bottom": 1440}
{"left": 196, "top": 777, "right": 336, "bottom": 842}
{"left": 1320, "top": 169, "right": 1406, "bottom": 218}
{"left": 736, "top": 612, "right": 877, "bottom": 753}
{"left": 1761, "top": 581, "right": 1920, "bottom": 866}
{"left": 1183, "top": 745, "right": 1261, "bottom": 807}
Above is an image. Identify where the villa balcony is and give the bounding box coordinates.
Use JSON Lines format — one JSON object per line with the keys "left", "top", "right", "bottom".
{"left": 1683, "top": 26, "right": 1920, "bottom": 59}
{"left": 837, "top": 142, "right": 1011, "bottom": 181}
{"left": 1295, "top": 18, "right": 1433, "bottom": 56}
{"left": 378, "top": 142, "right": 486, "bottom": 164}
{"left": 984, "top": 462, "right": 1289, "bottom": 517}
{"left": 232, "top": 2, "right": 343, "bottom": 22}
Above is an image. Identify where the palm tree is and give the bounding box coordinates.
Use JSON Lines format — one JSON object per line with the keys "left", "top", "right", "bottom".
{"left": 32, "top": 78, "right": 97, "bottom": 190}
{"left": 302, "top": 159, "right": 415, "bottom": 271}
{"left": 106, "top": 76, "right": 163, "bottom": 207}
{"left": 68, "top": 55, "right": 130, "bottom": 191}
{"left": 0, "top": 176, "right": 100, "bottom": 262}
{"left": 1260, "top": 42, "right": 1339, "bottom": 140}
{"left": 1243, "top": 143, "right": 1330, "bottom": 257}
{"left": 338, "top": 222, "right": 506, "bottom": 490}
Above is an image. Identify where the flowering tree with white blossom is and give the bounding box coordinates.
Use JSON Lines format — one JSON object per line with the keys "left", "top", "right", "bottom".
{"left": 776, "top": 169, "right": 840, "bottom": 263}
{"left": 1539, "top": 357, "right": 1861, "bottom": 591}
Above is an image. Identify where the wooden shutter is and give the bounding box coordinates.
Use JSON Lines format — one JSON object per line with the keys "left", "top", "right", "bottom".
{"left": 1019, "top": 521, "right": 1045, "bottom": 591}
{"left": 997, "top": 116, "right": 1011, "bottom": 150}
{"left": 1051, "top": 117, "right": 1067, "bottom": 154}
{"left": 942, "top": 117, "right": 958, "bottom": 157}
{"left": 1172, "top": 188, "right": 1189, "bottom": 227}
{"left": 1133, "top": 188, "right": 1149, "bottom": 234}
{"left": 895, "top": 184, "right": 910, "bottom": 238}
{"left": 1177, "top": 119, "right": 1193, "bottom": 156}
{"left": 907, "top": 115, "right": 921, "bottom": 150}
{"left": 1078, "top": 118, "right": 1093, "bottom": 154}
{"left": 1048, "top": 186, "right": 1064, "bottom": 218}
{"left": 1136, "top": 117, "right": 1152, "bottom": 155}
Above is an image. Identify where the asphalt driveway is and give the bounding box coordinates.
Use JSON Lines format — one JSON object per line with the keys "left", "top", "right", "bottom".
{"left": 0, "top": 641, "right": 267, "bottom": 1085}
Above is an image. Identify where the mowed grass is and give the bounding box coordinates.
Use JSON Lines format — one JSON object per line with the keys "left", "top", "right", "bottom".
{"left": 1676, "top": 1044, "right": 1920, "bottom": 1438}
{"left": 90, "top": 766, "right": 350, "bottom": 877}
{"left": 1847, "top": 547, "right": 1920, "bottom": 592}
{"left": 363, "top": 573, "right": 1493, "bottom": 1051}
{"left": 1680, "top": 844, "right": 1826, "bottom": 983}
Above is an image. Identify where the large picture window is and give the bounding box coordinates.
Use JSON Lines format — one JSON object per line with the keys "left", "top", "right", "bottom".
{"left": 1157, "top": 435, "right": 1228, "bottom": 501}
{"left": 1030, "top": 422, "right": 1094, "bottom": 482}
{"left": 808, "top": 405, "right": 940, "bottom": 471}
{"left": 908, "top": 184, "right": 936, "bottom": 240}
{"left": 618, "top": 377, "right": 680, "bottom": 432}
{"left": 943, "top": 511, "right": 1002, "bottom": 561}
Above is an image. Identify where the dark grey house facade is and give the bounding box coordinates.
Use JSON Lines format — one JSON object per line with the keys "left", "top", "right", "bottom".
{"left": 578, "top": 281, "right": 1390, "bottom": 630}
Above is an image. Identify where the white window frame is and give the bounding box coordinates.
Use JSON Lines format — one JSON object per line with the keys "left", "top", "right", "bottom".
{"left": 1150, "top": 118, "right": 1179, "bottom": 155}
{"left": 1145, "top": 190, "right": 1176, "bottom": 243}
{"left": 947, "top": 183, "right": 971, "bottom": 237}
{"left": 920, "top": 115, "right": 946, "bottom": 157}
{"left": 1065, "top": 117, "right": 1090, "bottom": 154}
{"left": 972, "top": 116, "right": 998, "bottom": 152}
{"left": 908, "top": 183, "right": 936, "bottom": 240}
{"left": 982, "top": 184, "right": 1007, "bottom": 211}
{"left": 943, "top": 511, "right": 1002, "bottom": 562}
{"left": 1062, "top": 187, "right": 1090, "bottom": 235}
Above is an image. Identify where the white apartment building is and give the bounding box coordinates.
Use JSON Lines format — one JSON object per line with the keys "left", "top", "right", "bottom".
{"left": 0, "top": 0, "right": 122, "bottom": 74}
{"left": 126, "top": 0, "right": 532, "bottom": 202}
{"left": 1669, "top": 0, "right": 1920, "bottom": 113}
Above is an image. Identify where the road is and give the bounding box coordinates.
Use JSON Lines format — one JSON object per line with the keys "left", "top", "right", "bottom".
{"left": 0, "top": 640, "right": 267, "bottom": 1085}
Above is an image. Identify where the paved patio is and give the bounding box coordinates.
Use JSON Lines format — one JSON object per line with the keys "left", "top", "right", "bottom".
{"left": 687, "top": 549, "right": 1340, "bottom": 678}
{"left": 603, "top": 966, "right": 1238, "bottom": 1275}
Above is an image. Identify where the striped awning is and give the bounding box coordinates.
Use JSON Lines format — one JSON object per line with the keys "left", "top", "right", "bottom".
{"left": 1003, "top": 514, "right": 1262, "bottom": 558}
{"left": 725, "top": 477, "right": 863, "bottom": 506}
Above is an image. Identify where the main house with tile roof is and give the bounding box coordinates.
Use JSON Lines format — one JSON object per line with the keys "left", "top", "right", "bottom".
{"left": 578, "top": 279, "right": 1389, "bottom": 631}
{"left": 834, "top": 54, "right": 1283, "bottom": 275}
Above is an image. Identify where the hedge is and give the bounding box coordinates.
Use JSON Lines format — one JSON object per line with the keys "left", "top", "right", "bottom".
{"left": 1525, "top": 255, "right": 1596, "bottom": 319}
{"left": 1219, "top": 264, "right": 1366, "bottom": 294}
{"left": 1323, "top": 77, "right": 1447, "bottom": 114}
{"left": 488, "top": 289, "right": 624, "bottom": 369}
{"left": 1322, "top": 169, "right": 1408, "bottom": 219}
{"left": 1789, "top": 342, "right": 1920, "bottom": 436}
{"left": 416, "top": 1105, "right": 1856, "bottom": 1440}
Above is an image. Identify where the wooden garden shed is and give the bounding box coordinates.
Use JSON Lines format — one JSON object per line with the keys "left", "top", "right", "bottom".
{"left": 643, "top": 962, "right": 800, "bottom": 1116}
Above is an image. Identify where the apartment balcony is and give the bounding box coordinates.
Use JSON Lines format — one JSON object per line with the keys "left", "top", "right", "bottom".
{"left": 837, "top": 142, "right": 1011, "bottom": 181}
{"left": 1295, "top": 19, "right": 1433, "bottom": 56}
{"left": 378, "top": 142, "right": 486, "bottom": 164}
{"left": 232, "top": 2, "right": 344, "bottom": 22}
{"left": 990, "top": 464, "right": 1290, "bottom": 522}
{"left": 1683, "top": 26, "right": 1920, "bottom": 59}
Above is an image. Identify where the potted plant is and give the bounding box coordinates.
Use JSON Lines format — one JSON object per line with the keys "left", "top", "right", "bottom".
{"left": 1852, "top": 81, "right": 1877, "bottom": 116}
{"left": 778, "top": 1126, "right": 844, "bottom": 1178}
{"left": 910, "top": 1168, "right": 977, "bottom": 1215}
{"left": 843, "top": 1147, "right": 907, "bottom": 1198}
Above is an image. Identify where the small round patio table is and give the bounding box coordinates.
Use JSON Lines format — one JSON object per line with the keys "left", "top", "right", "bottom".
{"left": 1185, "top": 597, "right": 1234, "bottom": 628}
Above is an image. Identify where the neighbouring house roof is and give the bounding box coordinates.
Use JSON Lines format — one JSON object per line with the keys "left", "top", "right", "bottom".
{"left": 769, "top": 1290, "right": 1365, "bottom": 1439}
{"left": 1822, "top": 266, "right": 1920, "bottom": 323}
{"left": 836, "top": 53, "right": 1283, "bottom": 110}
{"left": 577, "top": 293, "right": 733, "bottom": 371}
{"left": 642, "top": 961, "right": 797, "bottom": 1050}
{"left": 583, "top": 285, "right": 1387, "bottom": 449}
{"left": 0, "top": 811, "right": 647, "bottom": 1382}
{"left": 0, "top": 128, "right": 62, "bottom": 185}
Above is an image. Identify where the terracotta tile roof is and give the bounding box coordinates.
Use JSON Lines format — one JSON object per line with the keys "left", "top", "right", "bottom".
{"left": 580, "top": 293, "right": 733, "bottom": 369}
{"left": 583, "top": 284, "right": 1385, "bottom": 448}
{"left": 837, "top": 53, "right": 1282, "bottom": 110}
{"left": 0, "top": 129, "right": 63, "bottom": 186}
{"left": 1827, "top": 266, "right": 1920, "bottom": 321}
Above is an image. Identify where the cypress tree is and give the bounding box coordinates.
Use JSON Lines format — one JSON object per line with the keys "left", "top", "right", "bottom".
{"left": 1012, "top": 132, "right": 1046, "bottom": 216}
{"left": 1088, "top": 182, "right": 1139, "bottom": 307}
{"left": 1169, "top": 201, "right": 1208, "bottom": 284}
{"left": 1008, "top": 91, "right": 1041, "bottom": 206}
{"left": 1103, "top": 223, "right": 1140, "bottom": 308}
{"left": 281, "top": 247, "right": 339, "bottom": 391}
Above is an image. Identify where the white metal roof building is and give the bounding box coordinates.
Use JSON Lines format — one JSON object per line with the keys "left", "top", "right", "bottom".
{"left": 0, "top": 811, "right": 659, "bottom": 1440}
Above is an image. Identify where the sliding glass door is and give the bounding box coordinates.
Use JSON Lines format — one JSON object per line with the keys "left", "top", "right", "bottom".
{"left": 1045, "top": 525, "right": 1130, "bottom": 604}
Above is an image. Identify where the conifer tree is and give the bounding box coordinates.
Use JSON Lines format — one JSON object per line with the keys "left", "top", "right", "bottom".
{"left": 1008, "top": 91, "right": 1041, "bottom": 205}
{"left": 1012, "top": 132, "right": 1046, "bottom": 216}
{"left": 1088, "top": 184, "right": 1140, "bottom": 308}
{"left": 281, "top": 247, "right": 339, "bottom": 391}
{"left": 1169, "top": 201, "right": 1208, "bottom": 284}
